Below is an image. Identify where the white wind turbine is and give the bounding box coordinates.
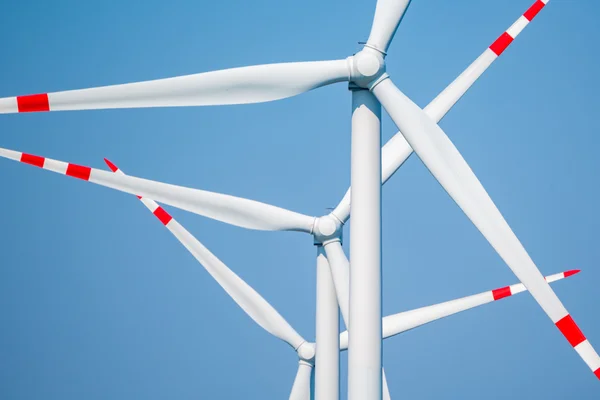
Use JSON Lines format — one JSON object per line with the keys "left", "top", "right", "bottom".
{"left": 104, "top": 158, "right": 580, "bottom": 398}
{"left": 1, "top": 0, "right": 599, "bottom": 398}
{"left": 98, "top": 159, "right": 588, "bottom": 398}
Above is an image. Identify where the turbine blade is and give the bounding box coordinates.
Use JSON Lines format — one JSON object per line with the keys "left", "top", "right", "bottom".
{"left": 373, "top": 76, "right": 600, "bottom": 379}
{"left": 289, "top": 361, "right": 313, "bottom": 400}
{"left": 366, "top": 0, "right": 412, "bottom": 54}
{"left": 322, "top": 241, "right": 350, "bottom": 325}
{"left": 381, "top": 270, "right": 580, "bottom": 341}
{"left": 340, "top": 270, "right": 581, "bottom": 350}
{"left": 104, "top": 159, "right": 308, "bottom": 351}
{"left": 426, "top": 0, "right": 550, "bottom": 123}
{"left": 0, "top": 60, "right": 350, "bottom": 114}
{"left": 0, "top": 147, "right": 315, "bottom": 232}
{"left": 383, "top": 369, "right": 391, "bottom": 400}
{"left": 332, "top": 0, "right": 551, "bottom": 224}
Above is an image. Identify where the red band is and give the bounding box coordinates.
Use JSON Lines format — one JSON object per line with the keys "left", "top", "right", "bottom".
{"left": 17, "top": 94, "right": 50, "bottom": 112}
{"left": 523, "top": 0, "right": 545, "bottom": 22}
{"left": 492, "top": 286, "right": 512, "bottom": 301}
{"left": 20, "top": 153, "right": 45, "bottom": 168}
{"left": 154, "top": 207, "right": 173, "bottom": 226}
{"left": 556, "top": 315, "right": 586, "bottom": 347}
{"left": 66, "top": 164, "right": 92, "bottom": 181}
{"left": 594, "top": 368, "right": 600, "bottom": 380}
{"left": 490, "top": 32, "right": 514, "bottom": 56}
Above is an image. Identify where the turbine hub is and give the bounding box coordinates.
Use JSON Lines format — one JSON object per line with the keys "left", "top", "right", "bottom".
{"left": 313, "top": 214, "right": 343, "bottom": 245}
{"left": 350, "top": 47, "right": 386, "bottom": 89}
{"left": 297, "top": 341, "right": 316, "bottom": 362}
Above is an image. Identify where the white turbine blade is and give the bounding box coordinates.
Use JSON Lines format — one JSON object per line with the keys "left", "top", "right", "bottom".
{"left": 382, "top": 370, "right": 391, "bottom": 399}
{"left": 426, "top": 0, "right": 551, "bottom": 123}
{"left": 332, "top": 0, "right": 552, "bottom": 224}
{"left": 323, "top": 241, "right": 350, "bottom": 324}
{"left": 382, "top": 369, "right": 391, "bottom": 400}
{"left": 104, "top": 159, "right": 308, "bottom": 351}
{"left": 289, "top": 361, "right": 313, "bottom": 400}
{"left": 0, "top": 60, "right": 350, "bottom": 114}
{"left": 0, "top": 147, "right": 315, "bottom": 232}
{"left": 366, "top": 0, "right": 412, "bottom": 54}
{"left": 340, "top": 270, "right": 581, "bottom": 350}
{"left": 373, "top": 76, "right": 600, "bottom": 379}
{"left": 382, "top": 270, "right": 580, "bottom": 341}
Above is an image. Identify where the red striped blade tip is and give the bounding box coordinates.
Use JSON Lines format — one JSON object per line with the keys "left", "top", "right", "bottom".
{"left": 563, "top": 269, "right": 581, "bottom": 278}
{"left": 103, "top": 158, "right": 119, "bottom": 172}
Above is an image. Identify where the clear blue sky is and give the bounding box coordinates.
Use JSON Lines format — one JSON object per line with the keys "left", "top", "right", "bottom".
{"left": 0, "top": 0, "right": 599, "bottom": 398}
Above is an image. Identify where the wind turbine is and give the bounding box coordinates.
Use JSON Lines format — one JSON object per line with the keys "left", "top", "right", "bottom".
{"left": 103, "top": 158, "right": 582, "bottom": 398}
{"left": 0, "top": 0, "right": 598, "bottom": 398}
{"left": 86, "top": 158, "right": 585, "bottom": 398}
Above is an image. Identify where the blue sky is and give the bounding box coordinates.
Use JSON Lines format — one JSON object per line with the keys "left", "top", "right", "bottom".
{"left": 1, "top": 0, "right": 599, "bottom": 398}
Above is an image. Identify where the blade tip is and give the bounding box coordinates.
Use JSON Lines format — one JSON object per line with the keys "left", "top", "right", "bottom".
{"left": 564, "top": 269, "right": 581, "bottom": 278}
{"left": 103, "top": 158, "right": 118, "bottom": 172}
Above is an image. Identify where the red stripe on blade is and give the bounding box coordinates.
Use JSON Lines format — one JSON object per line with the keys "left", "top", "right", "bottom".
{"left": 523, "top": 0, "right": 545, "bottom": 21}
{"left": 595, "top": 368, "right": 600, "bottom": 380}
{"left": 490, "top": 32, "right": 514, "bottom": 56}
{"left": 153, "top": 207, "right": 172, "bottom": 226}
{"left": 556, "top": 315, "right": 586, "bottom": 347}
{"left": 492, "top": 286, "right": 512, "bottom": 301}
{"left": 563, "top": 269, "right": 581, "bottom": 278}
{"left": 20, "top": 153, "right": 45, "bottom": 168}
{"left": 66, "top": 164, "right": 91, "bottom": 181}
{"left": 17, "top": 94, "right": 50, "bottom": 112}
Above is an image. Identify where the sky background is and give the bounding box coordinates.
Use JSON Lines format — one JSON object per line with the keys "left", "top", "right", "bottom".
{"left": 0, "top": 0, "right": 599, "bottom": 398}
